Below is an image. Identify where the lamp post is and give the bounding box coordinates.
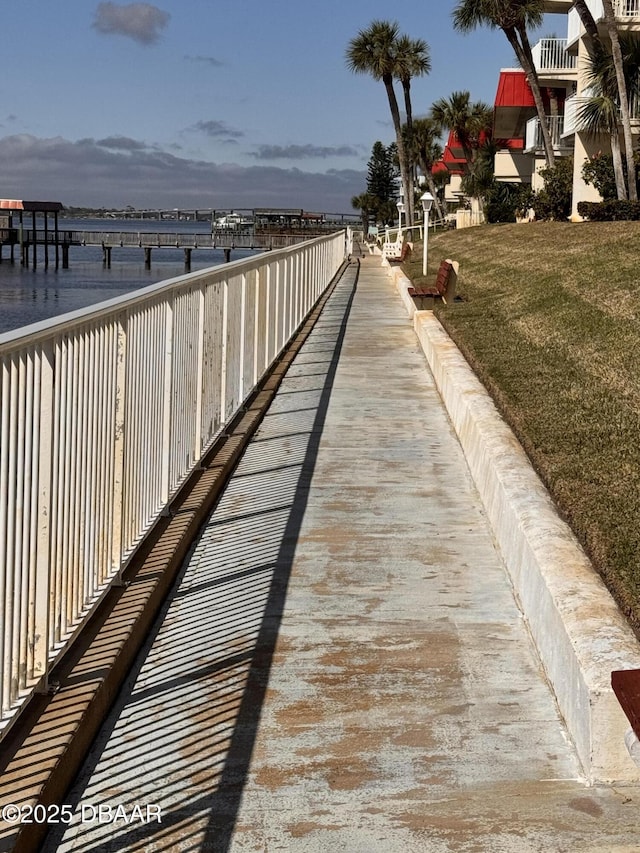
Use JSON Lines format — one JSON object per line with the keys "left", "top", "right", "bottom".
{"left": 396, "top": 200, "right": 405, "bottom": 239}
{"left": 420, "top": 192, "right": 434, "bottom": 277}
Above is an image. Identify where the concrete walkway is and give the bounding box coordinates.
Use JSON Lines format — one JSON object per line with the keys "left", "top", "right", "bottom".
{"left": 42, "top": 256, "right": 640, "bottom": 852}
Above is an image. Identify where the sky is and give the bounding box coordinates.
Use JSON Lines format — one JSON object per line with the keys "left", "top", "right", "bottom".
{"left": 0, "top": 1, "right": 564, "bottom": 213}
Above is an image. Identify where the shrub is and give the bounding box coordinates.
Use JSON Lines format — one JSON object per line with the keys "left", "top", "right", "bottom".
{"left": 577, "top": 199, "right": 640, "bottom": 220}
{"left": 531, "top": 158, "right": 573, "bottom": 221}
{"left": 484, "top": 181, "right": 534, "bottom": 224}
{"left": 582, "top": 151, "right": 640, "bottom": 201}
{"left": 582, "top": 153, "right": 619, "bottom": 201}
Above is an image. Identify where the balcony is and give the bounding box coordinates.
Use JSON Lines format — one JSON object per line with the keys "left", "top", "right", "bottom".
{"left": 562, "top": 85, "right": 640, "bottom": 137}
{"left": 525, "top": 115, "right": 572, "bottom": 154}
{"left": 562, "top": 93, "right": 580, "bottom": 136}
{"left": 568, "top": 0, "right": 640, "bottom": 48}
{"left": 615, "top": 0, "right": 640, "bottom": 17}
{"left": 532, "top": 38, "right": 577, "bottom": 81}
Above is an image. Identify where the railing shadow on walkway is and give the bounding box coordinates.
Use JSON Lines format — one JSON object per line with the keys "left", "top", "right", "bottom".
{"left": 41, "top": 262, "right": 360, "bottom": 853}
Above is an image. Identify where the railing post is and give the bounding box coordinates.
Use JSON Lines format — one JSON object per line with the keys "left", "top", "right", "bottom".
{"left": 113, "top": 317, "right": 127, "bottom": 579}
{"left": 273, "top": 259, "right": 281, "bottom": 358}
{"left": 252, "top": 268, "right": 260, "bottom": 388}
{"left": 193, "top": 286, "right": 205, "bottom": 461}
{"left": 160, "top": 299, "right": 173, "bottom": 506}
{"left": 33, "top": 341, "right": 54, "bottom": 688}
{"left": 219, "top": 280, "right": 228, "bottom": 426}
{"left": 3, "top": 355, "right": 18, "bottom": 710}
{"left": 238, "top": 272, "right": 247, "bottom": 405}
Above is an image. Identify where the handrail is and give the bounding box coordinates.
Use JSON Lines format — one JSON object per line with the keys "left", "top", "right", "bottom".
{"left": 0, "top": 230, "right": 347, "bottom": 735}
{"left": 1, "top": 229, "right": 339, "bottom": 249}
{"left": 531, "top": 38, "right": 576, "bottom": 73}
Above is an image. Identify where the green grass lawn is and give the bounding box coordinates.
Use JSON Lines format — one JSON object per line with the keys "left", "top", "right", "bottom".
{"left": 402, "top": 221, "right": 640, "bottom": 635}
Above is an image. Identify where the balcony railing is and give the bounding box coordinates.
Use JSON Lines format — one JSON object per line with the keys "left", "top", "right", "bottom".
{"left": 524, "top": 115, "right": 570, "bottom": 153}
{"left": 532, "top": 38, "right": 577, "bottom": 74}
{"left": 563, "top": 93, "right": 580, "bottom": 136}
{"left": 615, "top": 0, "right": 640, "bottom": 16}
{"left": 563, "top": 86, "right": 640, "bottom": 136}
{"left": 568, "top": 0, "right": 640, "bottom": 45}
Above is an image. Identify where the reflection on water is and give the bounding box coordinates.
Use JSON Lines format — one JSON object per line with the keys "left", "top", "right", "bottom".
{"left": 0, "top": 218, "right": 257, "bottom": 335}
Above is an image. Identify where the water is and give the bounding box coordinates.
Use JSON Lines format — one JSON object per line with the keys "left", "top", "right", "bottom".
{"left": 0, "top": 218, "right": 257, "bottom": 335}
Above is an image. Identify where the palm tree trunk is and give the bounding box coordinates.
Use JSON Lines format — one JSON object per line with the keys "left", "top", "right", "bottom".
{"left": 383, "top": 74, "right": 413, "bottom": 236}
{"left": 601, "top": 0, "right": 638, "bottom": 200}
{"left": 510, "top": 25, "right": 556, "bottom": 168}
{"left": 401, "top": 79, "right": 416, "bottom": 227}
{"left": 610, "top": 128, "right": 627, "bottom": 199}
{"left": 573, "top": 0, "right": 603, "bottom": 45}
{"left": 425, "top": 174, "right": 445, "bottom": 222}
{"left": 418, "top": 162, "right": 445, "bottom": 222}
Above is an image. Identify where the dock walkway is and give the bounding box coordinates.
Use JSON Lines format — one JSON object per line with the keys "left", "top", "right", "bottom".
{"left": 42, "top": 255, "right": 640, "bottom": 852}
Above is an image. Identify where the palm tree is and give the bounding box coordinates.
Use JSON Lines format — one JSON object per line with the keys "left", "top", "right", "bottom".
{"left": 430, "top": 91, "right": 493, "bottom": 169}
{"left": 601, "top": 0, "right": 637, "bottom": 200}
{"left": 351, "top": 192, "right": 377, "bottom": 234}
{"left": 452, "top": 0, "right": 556, "bottom": 167}
{"left": 346, "top": 21, "right": 430, "bottom": 232}
{"left": 577, "top": 35, "right": 640, "bottom": 200}
{"left": 409, "top": 117, "right": 445, "bottom": 221}
{"left": 577, "top": 92, "right": 627, "bottom": 199}
{"left": 394, "top": 35, "right": 431, "bottom": 223}
{"left": 461, "top": 139, "right": 501, "bottom": 211}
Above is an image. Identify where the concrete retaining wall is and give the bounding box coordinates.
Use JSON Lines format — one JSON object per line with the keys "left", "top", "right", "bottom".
{"left": 389, "top": 265, "right": 640, "bottom": 784}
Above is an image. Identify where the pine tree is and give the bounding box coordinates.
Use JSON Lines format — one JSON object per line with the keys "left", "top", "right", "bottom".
{"left": 366, "top": 141, "right": 398, "bottom": 205}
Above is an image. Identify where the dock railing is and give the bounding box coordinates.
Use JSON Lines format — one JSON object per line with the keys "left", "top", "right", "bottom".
{"left": 0, "top": 230, "right": 346, "bottom": 735}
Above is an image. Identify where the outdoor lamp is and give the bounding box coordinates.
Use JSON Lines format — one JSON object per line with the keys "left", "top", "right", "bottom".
{"left": 396, "top": 200, "right": 405, "bottom": 236}
{"left": 420, "top": 192, "right": 434, "bottom": 276}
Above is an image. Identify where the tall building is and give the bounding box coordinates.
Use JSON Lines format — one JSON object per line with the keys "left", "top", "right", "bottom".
{"left": 494, "top": 0, "right": 640, "bottom": 219}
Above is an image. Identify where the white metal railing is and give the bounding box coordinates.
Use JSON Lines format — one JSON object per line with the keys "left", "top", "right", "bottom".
{"left": 0, "top": 230, "right": 346, "bottom": 734}
{"left": 615, "top": 0, "right": 640, "bottom": 16}
{"left": 532, "top": 38, "right": 577, "bottom": 73}
{"left": 562, "top": 85, "right": 640, "bottom": 137}
{"left": 15, "top": 230, "right": 336, "bottom": 250}
{"left": 563, "top": 93, "right": 580, "bottom": 136}
{"left": 568, "top": 0, "right": 640, "bottom": 45}
{"left": 524, "top": 115, "right": 569, "bottom": 152}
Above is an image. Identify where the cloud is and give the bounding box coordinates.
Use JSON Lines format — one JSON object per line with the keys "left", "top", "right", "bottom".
{"left": 252, "top": 144, "right": 360, "bottom": 161}
{"left": 188, "top": 120, "right": 244, "bottom": 141}
{"left": 95, "top": 135, "right": 152, "bottom": 151}
{"left": 185, "top": 54, "right": 224, "bottom": 68}
{"left": 0, "top": 134, "right": 365, "bottom": 211}
{"left": 92, "top": 2, "right": 170, "bottom": 45}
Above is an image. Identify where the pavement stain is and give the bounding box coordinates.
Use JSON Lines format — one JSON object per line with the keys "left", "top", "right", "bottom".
{"left": 286, "top": 820, "right": 342, "bottom": 837}
{"left": 568, "top": 797, "right": 605, "bottom": 818}
{"left": 316, "top": 631, "right": 461, "bottom": 675}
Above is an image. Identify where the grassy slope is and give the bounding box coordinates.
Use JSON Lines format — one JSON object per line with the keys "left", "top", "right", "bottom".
{"left": 402, "top": 221, "right": 640, "bottom": 633}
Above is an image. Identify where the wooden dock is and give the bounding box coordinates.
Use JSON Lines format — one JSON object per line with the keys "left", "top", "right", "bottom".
{"left": 0, "top": 226, "right": 344, "bottom": 270}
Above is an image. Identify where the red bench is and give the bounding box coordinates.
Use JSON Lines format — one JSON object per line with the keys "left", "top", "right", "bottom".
{"left": 612, "top": 669, "right": 640, "bottom": 739}
{"left": 407, "top": 258, "right": 459, "bottom": 308}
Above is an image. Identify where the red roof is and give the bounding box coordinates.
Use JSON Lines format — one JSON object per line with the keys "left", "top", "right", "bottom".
{"left": 431, "top": 161, "right": 449, "bottom": 175}
{"left": 494, "top": 70, "right": 536, "bottom": 109}
{"left": 441, "top": 143, "right": 466, "bottom": 174}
